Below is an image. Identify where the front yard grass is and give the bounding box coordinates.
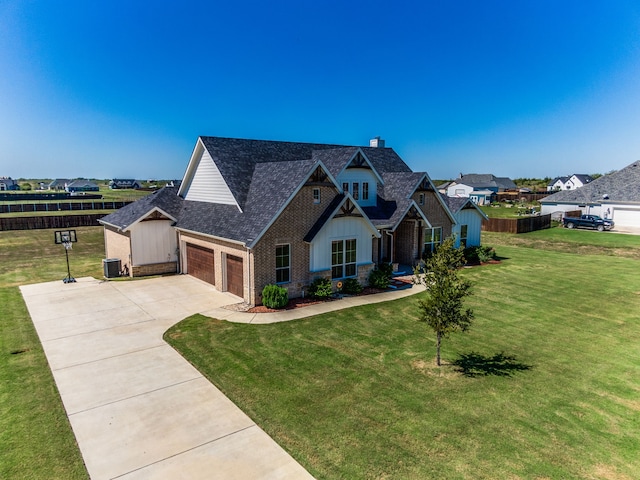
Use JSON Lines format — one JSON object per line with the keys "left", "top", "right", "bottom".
{"left": 0, "top": 227, "right": 104, "bottom": 479}
{"left": 166, "top": 237, "right": 640, "bottom": 479}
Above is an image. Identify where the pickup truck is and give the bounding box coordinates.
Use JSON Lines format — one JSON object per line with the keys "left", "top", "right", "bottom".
{"left": 562, "top": 214, "right": 614, "bottom": 231}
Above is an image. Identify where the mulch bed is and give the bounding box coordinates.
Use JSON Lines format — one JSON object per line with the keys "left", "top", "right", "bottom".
{"left": 246, "top": 286, "right": 387, "bottom": 313}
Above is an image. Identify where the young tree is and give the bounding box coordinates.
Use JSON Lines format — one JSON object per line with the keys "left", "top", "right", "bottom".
{"left": 415, "top": 236, "right": 474, "bottom": 366}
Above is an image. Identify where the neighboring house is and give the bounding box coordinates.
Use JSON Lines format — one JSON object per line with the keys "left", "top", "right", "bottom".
{"left": 446, "top": 174, "right": 516, "bottom": 205}
{"left": 66, "top": 179, "right": 100, "bottom": 193}
{"left": 100, "top": 136, "right": 461, "bottom": 306}
{"left": 49, "top": 179, "right": 70, "bottom": 190}
{"left": 540, "top": 161, "right": 640, "bottom": 229}
{"left": 547, "top": 174, "right": 594, "bottom": 191}
{"left": 441, "top": 196, "right": 489, "bottom": 248}
{"left": 110, "top": 179, "right": 142, "bottom": 189}
{"left": 0, "top": 177, "right": 20, "bottom": 191}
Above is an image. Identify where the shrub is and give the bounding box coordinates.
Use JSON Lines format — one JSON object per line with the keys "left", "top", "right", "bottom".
{"left": 368, "top": 263, "right": 392, "bottom": 290}
{"left": 308, "top": 277, "right": 333, "bottom": 299}
{"left": 463, "top": 245, "right": 496, "bottom": 264}
{"left": 341, "top": 277, "right": 363, "bottom": 295}
{"left": 261, "top": 284, "right": 288, "bottom": 309}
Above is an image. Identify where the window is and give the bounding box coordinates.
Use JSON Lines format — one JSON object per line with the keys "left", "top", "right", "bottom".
{"left": 352, "top": 182, "right": 359, "bottom": 200}
{"left": 331, "top": 239, "right": 357, "bottom": 279}
{"left": 424, "top": 227, "right": 442, "bottom": 254}
{"left": 362, "top": 182, "right": 369, "bottom": 200}
{"left": 459, "top": 225, "right": 468, "bottom": 247}
{"left": 418, "top": 193, "right": 425, "bottom": 205}
{"left": 313, "top": 188, "right": 320, "bottom": 204}
{"left": 275, "top": 244, "right": 290, "bottom": 283}
{"left": 343, "top": 182, "right": 349, "bottom": 193}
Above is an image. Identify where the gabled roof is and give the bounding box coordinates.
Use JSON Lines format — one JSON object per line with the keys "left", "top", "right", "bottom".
{"left": 66, "top": 179, "right": 99, "bottom": 188}
{"left": 304, "top": 195, "right": 380, "bottom": 242}
{"left": 177, "top": 159, "right": 337, "bottom": 247}
{"left": 542, "top": 161, "right": 640, "bottom": 204}
{"left": 49, "top": 179, "right": 70, "bottom": 187}
{"left": 362, "top": 171, "right": 454, "bottom": 229}
{"left": 311, "top": 148, "right": 385, "bottom": 185}
{"left": 441, "top": 195, "right": 489, "bottom": 220}
{"left": 99, "top": 186, "right": 183, "bottom": 230}
{"left": 455, "top": 174, "right": 516, "bottom": 190}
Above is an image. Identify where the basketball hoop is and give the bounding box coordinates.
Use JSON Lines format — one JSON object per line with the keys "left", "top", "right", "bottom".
{"left": 54, "top": 230, "right": 77, "bottom": 283}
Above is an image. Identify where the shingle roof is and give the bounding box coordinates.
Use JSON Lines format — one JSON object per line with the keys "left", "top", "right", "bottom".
{"left": 542, "top": 161, "right": 640, "bottom": 204}
{"left": 456, "top": 174, "right": 516, "bottom": 190}
{"left": 177, "top": 159, "right": 318, "bottom": 245}
{"left": 109, "top": 136, "right": 424, "bottom": 245}
{"left": 99, "top": 186, "right": 183, "bottom": 230}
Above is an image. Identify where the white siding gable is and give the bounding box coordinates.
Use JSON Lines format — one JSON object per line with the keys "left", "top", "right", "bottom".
{"left": 337, "top": 168, "right": 378, "bottom": 207}
{"left": 309, "top": 217, "right": 374, "bottom": 272}
{"left": 130, "top": 220, "right": 177, "bottom": 265}
{"left": 447, "top": 183, "right": 473, "bottom": 197}
{"left": 184, "top": 149, "right": 237, "bottom": 205}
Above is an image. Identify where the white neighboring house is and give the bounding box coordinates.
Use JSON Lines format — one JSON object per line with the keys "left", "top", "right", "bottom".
{"left": 547, "top": 174, "right": 594, "bottom": 191}
{"left": 540, "top": 161, "right": 640, "bottom": 229}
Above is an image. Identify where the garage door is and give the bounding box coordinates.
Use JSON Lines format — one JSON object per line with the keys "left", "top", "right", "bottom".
{"left": 613, "top": 208, "right": 640, "bottom": 228}
{"left": 186, "top": 244, "right": 215, "bottom": 285}
{"left": 226, "top": 255, "right": 243, "bottom": 298}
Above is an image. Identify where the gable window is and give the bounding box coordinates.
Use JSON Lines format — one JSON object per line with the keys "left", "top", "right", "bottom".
{"left": 331, "top": 239, "right": 357, "bottom": 279}
{"left": 459, "top": 225, "right": 468, "bottom": 247}
{"left": 419, "top": 193, "right": 425, "bottom": 205}
{"left": 343, "top": 182, "right": 349, "bottom": 193}
{"left": 276, "top": 244, "right": 290, "bottom": 283}
{"left": 352, "top": 182, "right": 359, "bottom": 200}
{"left": 424, "top": 227, "right": 442, "bottom": 254}
{"left": 313, "top": 188, "right": 321, "bottom": 204}
{"left": 362, "top": 182, "right": 369, "bottom": 200}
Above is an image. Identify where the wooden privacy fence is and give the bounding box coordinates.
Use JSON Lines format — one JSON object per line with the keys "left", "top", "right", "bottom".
{"left": 0, "top": 201, "right": 131, "bottom": 213}
{"left": 0, "top": 214, "right": 105, "bottom": 231}
{"left": 482, "top": 214, "right": 552, "bottom": 233}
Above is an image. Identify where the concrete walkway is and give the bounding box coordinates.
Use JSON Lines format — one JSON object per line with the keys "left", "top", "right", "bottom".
{"left": 20, "top": 275, "right": 423, "bottom": 479}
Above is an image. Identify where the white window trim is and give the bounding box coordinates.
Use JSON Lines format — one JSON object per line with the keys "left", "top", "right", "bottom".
{"left": 275, "top": 243, "right": 291, "bottom": 284}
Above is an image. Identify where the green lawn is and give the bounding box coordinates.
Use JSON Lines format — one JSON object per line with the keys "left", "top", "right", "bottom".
{"left": 166, "top": 233, "right": 640, "bottom": 479}
{"left": 0, "top": 227, "right": 104, "bottom": 479}
{"left": 3, "top": 225, "right": 639, "bottom": 479}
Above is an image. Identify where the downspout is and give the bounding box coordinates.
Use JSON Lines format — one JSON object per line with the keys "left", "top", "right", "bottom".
{"left": 385, "top": 230, "right": 394, "bottom": 263}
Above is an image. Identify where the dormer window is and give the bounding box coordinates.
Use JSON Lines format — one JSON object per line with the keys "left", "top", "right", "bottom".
{"left": 419, "top": 193, "right": 425, "bottom": 205}
{"left": 362, "top": 182, "right": 369, "bottom": 200}
{"left": 352, "top": 182, "right": 359, "bottom": 200}
{"left": 313, "top": 188, "right": 321, "bottom": 204}
{"left": 343, "top": 182, "right": 349, "bottom": 193}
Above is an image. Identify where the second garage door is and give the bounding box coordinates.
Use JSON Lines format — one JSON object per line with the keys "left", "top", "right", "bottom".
{"left": 226, "top": 254, "right": 243, "bottom": 298}
{"left": 186, "top": 244, "right": 215, "bottom": 285}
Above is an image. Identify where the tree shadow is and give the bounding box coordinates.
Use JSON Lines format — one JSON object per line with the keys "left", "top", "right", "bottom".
{"left": 452, "top": 352, "right": 532, "bottom": 378}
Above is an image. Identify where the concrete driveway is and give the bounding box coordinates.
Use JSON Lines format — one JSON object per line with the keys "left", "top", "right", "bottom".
{"left": 20, "top": 275, "right": 314, "bottom": 480}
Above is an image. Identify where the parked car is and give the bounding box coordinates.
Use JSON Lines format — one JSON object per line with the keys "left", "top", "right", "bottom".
{"left": 562, "top": 214, "right": 614, "bottom": 232}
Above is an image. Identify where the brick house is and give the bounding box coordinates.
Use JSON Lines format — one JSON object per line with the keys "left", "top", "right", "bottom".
{"left": 100, "top": 136, "right": 469, "bottom": 306}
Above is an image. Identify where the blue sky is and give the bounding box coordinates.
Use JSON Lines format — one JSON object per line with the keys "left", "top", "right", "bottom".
{"left": 2, "top": 0, "right": 640, "bottom": 181}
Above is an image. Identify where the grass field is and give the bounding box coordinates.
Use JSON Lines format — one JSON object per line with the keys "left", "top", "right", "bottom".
{"left": 166, "top": 230, "right": 640, "bottom": 479}
{"left": 0, "top": 227, "right": 104, "bottom": 479}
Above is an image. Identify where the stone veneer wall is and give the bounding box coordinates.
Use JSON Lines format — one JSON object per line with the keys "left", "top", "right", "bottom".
{"left": 131, "top": 261, "right": 177, "bottom": 277}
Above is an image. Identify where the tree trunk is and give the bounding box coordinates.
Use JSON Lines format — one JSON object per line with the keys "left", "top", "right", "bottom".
{"left": 436, "top": 331, "right": 441, "bottom": 366}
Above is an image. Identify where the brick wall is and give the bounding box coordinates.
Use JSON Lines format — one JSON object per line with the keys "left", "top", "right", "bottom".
{"left": 253, "top": 183, "right": 339, "bottom": 303}
{"left": 417, "top": 191, "right": 454, "bottom": 239}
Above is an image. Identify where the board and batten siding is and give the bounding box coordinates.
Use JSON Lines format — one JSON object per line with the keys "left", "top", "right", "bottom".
{"left": 335, "top": 168, "right": 378, "bottom": 207}
{"left": 309, "top": 216, "right": 374, "bottom": 272}
{"left": 184, "top": 149, "right": 237, "bottom": 205}
{"left": 452, "top": 209, "right": 483, "bottom": 248}
{"left": 130, "top": 220, "right": 178, "bottom": 265}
